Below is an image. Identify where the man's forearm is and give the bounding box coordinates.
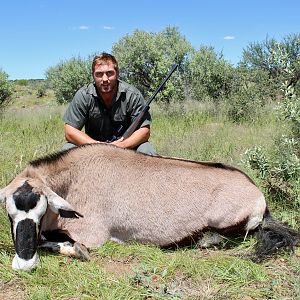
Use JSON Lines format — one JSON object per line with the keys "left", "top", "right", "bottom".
{"left": 64, "top": 124, "right": 99, "bottom": 145}
{"left": 111, "top": 126, "right": 150, "bottom": 149}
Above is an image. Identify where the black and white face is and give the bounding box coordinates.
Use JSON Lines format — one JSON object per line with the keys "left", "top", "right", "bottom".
{"left": 0, "top": 177, "right": 82, "bottom": 271}
{"left": 5, "top": 181, "right": 47, "bottom": 271}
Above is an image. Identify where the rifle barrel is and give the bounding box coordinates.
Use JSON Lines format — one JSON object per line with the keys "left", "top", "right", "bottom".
{"left": 145, "top": 63, "right": 178, "bottom": 106}
{"left": 122, "top": 64, "right": 178, "bottom": 139}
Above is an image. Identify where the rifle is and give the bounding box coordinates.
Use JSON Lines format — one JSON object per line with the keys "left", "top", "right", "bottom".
{"left": 120, "top": 63, "right": 178, "bottom": 140}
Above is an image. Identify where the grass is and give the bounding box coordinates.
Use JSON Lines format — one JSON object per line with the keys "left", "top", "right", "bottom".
{"left": 0, "top": 88, "right": 300, "bottom": 299}
{"left": 151, "top": 101, "right": 286, "bottom": 168}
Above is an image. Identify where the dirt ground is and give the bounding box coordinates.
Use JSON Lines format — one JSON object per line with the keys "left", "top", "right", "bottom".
{"left": 0, "top": 280, "right": 25, "bottom": 300}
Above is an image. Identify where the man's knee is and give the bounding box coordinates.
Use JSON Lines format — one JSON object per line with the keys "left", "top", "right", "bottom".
{"left": 61, "top": 142, "right": 77, "bottom": 151}
{"left": 136, "top": 142, "right": 157, "bottom": 156}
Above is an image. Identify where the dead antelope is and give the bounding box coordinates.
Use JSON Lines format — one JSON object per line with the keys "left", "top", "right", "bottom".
{"left": 0, "top": 144, "right": 299, "bottom": 271}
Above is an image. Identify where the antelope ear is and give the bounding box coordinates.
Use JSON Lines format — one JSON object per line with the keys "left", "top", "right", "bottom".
{"left": 44, "top": 187, "right": 83, "bottom": 219}
{"left": 0, "top": 187, "right": 7, "bottom": 204}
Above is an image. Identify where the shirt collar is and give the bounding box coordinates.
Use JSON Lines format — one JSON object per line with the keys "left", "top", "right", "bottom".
{"left": 89, "top": 80, "right": 125, "bottom": 102}
{"left": 116, "top": 80, "right": 126, "bottom": 101}
{"left": 87, "top": 83, "right": 98, "bottom": 97}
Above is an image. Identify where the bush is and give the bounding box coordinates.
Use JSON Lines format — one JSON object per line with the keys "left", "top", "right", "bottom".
{"left": 225, "top": 66, "right": 273, "bottom": 123}
{"left": 46, "top": 57, "right": 92, "bottom": 104}
{"left": 242, "top": 34, "right": 300, "bottom": 94}
{"left": 36, "top": 82, "right": 47, "bottom": 98}
{"left": 243, "top": 87, "right": 300, "bottom": 206}
{"left": 226, "top": 88, "right": 265, "bottom": 123}
{"left": 112, "top": 26, "right": 192, "bottom": 104}
{"left": 277, "top": 85, "right": 300, "bottom": 137}
{"left": 244, "top": 140, "right": 300, "bottom": 206}
{"left": 187, "top": 47, "right": 234, "bottom": 103}
{"left": 0, "top": 68, "right": 13, "bottom": 110}
{"left": 14, "top": 79, "right": 28, "bottom": 86}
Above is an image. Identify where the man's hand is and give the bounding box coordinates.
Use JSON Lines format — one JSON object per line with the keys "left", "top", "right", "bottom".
{"left": 109, "top": 126, "right": 150, "bottom": 149}
{"left": 110, "top": 137, "right": 125, "bottom": 148}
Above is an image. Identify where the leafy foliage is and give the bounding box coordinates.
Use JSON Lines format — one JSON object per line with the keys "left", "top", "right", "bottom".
{"left": 241, "top": 35, "right": 300, "bottom": 205}
{"left": 36, "top": 81, "right": 47, "bottom": 98}
{"left": 0, "top": 68, "right": 13, "bottom": 110}
{"left": 244, "top": 85, "right": 300, "bottom": 206}
{"left": 112, "top": 26, "right": 192, "bottom": 104}
{"left": 14, "top": 79, "right": 29, "bottom": 86}
{"left": 277, "top": 86, "right": 300, "bottom": 137}
{"left": 242, "top": 34, "right": 300, "bottom": 94}
{"left": 46, "top": 56, "right": 92, "bottom": 104}
{"left": 225, "top": 65, "right": 274, "bottom": 123}
{"left": 187, "top": 46, "right": 234, "bottom": 102}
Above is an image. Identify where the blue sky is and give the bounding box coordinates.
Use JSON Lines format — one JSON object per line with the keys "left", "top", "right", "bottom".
{"left": 1, "top": 0, "right": 299, "bottom": 80}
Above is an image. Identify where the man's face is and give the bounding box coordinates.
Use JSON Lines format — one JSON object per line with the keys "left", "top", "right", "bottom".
{"left": 93, "top": 61, "right": 118, "bottom": 95}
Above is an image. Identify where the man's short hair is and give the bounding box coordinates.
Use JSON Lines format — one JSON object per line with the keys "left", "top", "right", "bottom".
{"left": 92, "top": 52, "right": 119, "bottom": 73}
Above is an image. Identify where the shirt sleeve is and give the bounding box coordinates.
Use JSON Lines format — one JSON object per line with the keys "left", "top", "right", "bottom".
{"left": 130, "top": 90, "right": 152, "bottom": 128}
{"left": 63, "top": 89, "right": 89, "bottom": 130}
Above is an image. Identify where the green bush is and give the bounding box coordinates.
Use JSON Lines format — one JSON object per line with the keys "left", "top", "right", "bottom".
{"left": 0, "top": 68, "right": 13, "bottom": 110}
{"left": 112, "top": 26, "right": 192, "bottom": 104}
{"left": 46, "top": 57, "right": 92, "bottom": 104}
{"left": 226, "top": 88, "right": 264, "bottom": 123}
{"left": 36, "top": 82, "right": 47, "bottom": 98}
{"left": 243, "top": 87, "right": 300, "bottom": 206}
{"left": 14, "top": 79, "right": 28, "bottom": 86}
{"left": 277, "top": 85, "right": 300, "bottom": 137}
{"left": 244, "top": 140, "right": 300, "bottom": 206}
{"left": 242, "top": 34, "right": 300, "bottom": 93}
{"left": 187, "top": 47, "right": 234, "bottom": 103}
{"left": 225, "top": 66, "right": 273, "bottom": 123}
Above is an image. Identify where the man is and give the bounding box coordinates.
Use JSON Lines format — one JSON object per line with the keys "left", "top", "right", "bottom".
{"left": 63, "top": 52, "right": 156, "bottom": 155}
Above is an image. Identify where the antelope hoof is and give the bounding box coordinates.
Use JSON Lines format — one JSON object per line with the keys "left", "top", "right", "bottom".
{"left": 74, "top": 242, "right": 90, "bottom": 261}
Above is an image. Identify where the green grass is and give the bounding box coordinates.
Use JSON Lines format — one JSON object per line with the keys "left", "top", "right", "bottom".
{"left": 151, "top": 101, "right": 286, "bottom": 167}
{"left": 1, "top": 94, "right": 300, "bottom": 299}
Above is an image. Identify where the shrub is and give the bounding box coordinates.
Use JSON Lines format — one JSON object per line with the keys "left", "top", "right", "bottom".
{"left": 242, "top": 33, "right": 300, "bottom": 92}
{"left": 187, "top": 47, "right": 234, "bottom": 103}
{"left": 112, "top": 26, "right": 192, "bottom": 104}
{"left": 0, "top": 68, "right": 13, "bottom": 110}
{"left": 243, "top": 86, "right": 300, "bottom": 206}
{"left": 225, "top": 66, "right": 273, "bottom": 123}
{"left": 226, "top": 88, "right": 265, "bottom": 123}
{"left": 36, "top": 82, "right": 47, "bottom": 98}
{"left": 14, "top": 79, "right": 28, "bottom": 86}
{"left": 276, "top": 85, "right": 300, "bottom": 137}
{"left": 46, "top": 57, "right": 92, "bottom": 104}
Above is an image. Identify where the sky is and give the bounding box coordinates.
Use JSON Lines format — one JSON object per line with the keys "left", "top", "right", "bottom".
{"left": 1, "top": 0, "right": 299, "bottom": 80}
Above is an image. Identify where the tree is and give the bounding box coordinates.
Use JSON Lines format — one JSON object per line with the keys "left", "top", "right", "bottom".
{"left": 0, "top": 68, "right": 13, "bottom": 110}
{"left": 112, "top": 26, "right": 192, "bottom": 104}
{"left": 187, "top": 46, "right": 234, "bottom": 102}
{"left": 242, "top": 33, "right": 300, "bottom": 93}
{"left": 46, "top": 57, "right": 92, "bottom": 104}
{"left": 244, "top": 50, "right": 300, "bottom": 206}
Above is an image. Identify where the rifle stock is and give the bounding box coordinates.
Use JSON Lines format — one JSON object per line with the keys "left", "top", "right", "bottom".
{"left": 122, "top": 63, "right": 178, "bottom": 140}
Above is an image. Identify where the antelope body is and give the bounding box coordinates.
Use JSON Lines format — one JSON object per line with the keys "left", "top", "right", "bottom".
{"left": 0, "top": 144, "right": 298, "bottom": 271}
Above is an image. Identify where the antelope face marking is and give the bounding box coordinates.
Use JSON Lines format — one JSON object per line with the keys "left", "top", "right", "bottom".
{"left": 6, "top": 181, "right": 47, "bottom": 271}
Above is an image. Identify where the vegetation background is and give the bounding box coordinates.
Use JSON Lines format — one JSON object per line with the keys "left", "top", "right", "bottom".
{"left": 0, "top": 28, "right": 299, "bottom": 299}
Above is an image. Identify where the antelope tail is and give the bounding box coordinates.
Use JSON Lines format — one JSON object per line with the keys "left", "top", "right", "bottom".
{"left": 254, "top": 208, "right": 300, "bottom": 262}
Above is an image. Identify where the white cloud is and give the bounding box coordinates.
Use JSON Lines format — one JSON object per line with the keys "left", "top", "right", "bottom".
{"left": 79, "top": 25, "right": 89, "bottom": 30}
{"left": 224, "top": 36, "right": 235, "bottom": 40}
{"left": 69, "top": 25, "right": 90, "bottom": 31}
{"left": 103, "top": 26, "right": 114, "bottom": 30}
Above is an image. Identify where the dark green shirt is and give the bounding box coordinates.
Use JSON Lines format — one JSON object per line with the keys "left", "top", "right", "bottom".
{"left": 63, "top": 80, "right": 151, "bottom": 142}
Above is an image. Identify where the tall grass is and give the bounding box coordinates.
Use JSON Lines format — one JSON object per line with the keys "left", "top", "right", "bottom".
{"left": 0, "top": 107, "right": 65, "bottom": 187}
{"left": 151, "top": 101, "right": 285, "bottom": 168}
{"left": 0, "top": 99, "right": 299, "bottom": 299}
